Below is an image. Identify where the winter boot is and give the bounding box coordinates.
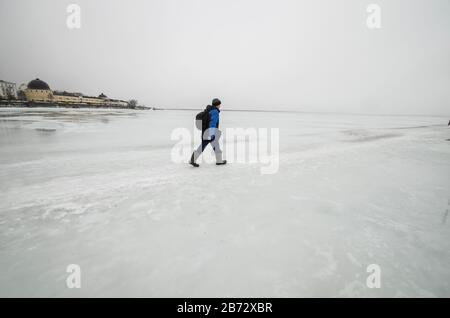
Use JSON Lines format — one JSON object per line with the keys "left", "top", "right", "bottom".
{"left": 189, "top": 152, "right": 200, "bottom": 167}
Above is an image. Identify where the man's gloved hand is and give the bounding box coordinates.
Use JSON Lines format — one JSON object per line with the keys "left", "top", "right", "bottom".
{"left": 203, "top": 128, "right": 220, "bottom": 141}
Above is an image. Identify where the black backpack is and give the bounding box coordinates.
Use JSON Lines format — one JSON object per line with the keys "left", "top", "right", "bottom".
{"left": 195, "top": 106, "right": 212, "bottom": 131}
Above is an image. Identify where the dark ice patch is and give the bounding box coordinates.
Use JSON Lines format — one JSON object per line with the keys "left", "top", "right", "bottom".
{"left": 341, "top": 129, "right": 402, "bottom": 143}
{"left": 35, "top": 128, "right": 57, "bottom": 133}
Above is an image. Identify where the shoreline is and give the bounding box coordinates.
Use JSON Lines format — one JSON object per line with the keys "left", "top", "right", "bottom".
{"left": 0, "top": 100, "right": 150, "bottom": 110}
{"left": 1, "top": 102, "right": 448, "bottom": 118}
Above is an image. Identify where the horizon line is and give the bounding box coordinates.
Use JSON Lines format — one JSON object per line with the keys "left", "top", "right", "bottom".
{"left": 159, "top": 107, "right": 450, "bottom": 118}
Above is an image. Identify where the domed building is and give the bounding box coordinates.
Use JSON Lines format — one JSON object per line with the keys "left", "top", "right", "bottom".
{"left": 24, "top": 78, "right": 53, "bottom": 102}
{"left": 23, "top": 78, "right": 129, "bottom": 108}
{"left": 27, "top": 78, "right": 51, "bottom": 90}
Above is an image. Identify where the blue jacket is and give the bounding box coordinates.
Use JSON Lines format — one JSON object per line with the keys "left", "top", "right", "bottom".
{"left": 207, "top": 106, "right": 220, "bottom": 139}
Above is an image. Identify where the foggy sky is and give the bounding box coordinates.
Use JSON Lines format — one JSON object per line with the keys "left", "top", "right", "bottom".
{"left": 0, "top": 0, "right": 449, "bottom": 115}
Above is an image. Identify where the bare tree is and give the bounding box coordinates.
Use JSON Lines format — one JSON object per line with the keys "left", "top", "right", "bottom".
{"left": 128, "top": 99, "right": 138, "bottom": 108}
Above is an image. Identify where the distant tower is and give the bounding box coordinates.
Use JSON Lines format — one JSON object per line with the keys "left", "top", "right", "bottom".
{"left": 17, "top": 83, "right": 28, "bottom": 100}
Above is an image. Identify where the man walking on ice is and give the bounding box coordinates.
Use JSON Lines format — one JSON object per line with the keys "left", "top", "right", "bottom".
{"left": 190, "top": 98, "right": 227, "bottom": 167}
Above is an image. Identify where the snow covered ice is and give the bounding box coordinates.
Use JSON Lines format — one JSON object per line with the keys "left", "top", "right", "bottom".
{"left": 0, "top": 107, "right": 449, "bottom": 297}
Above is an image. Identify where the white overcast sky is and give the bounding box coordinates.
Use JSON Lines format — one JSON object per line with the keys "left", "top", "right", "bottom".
{"left": 0, "top": 0, "right": 449, "bottom": 115}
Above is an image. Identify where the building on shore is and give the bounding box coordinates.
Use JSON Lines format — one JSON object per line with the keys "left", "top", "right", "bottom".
{"left": 23, "top": 78, "right": 129, "bottom": 108}
{"left": 0, "top": 80, "right": 17, "bottom": 100}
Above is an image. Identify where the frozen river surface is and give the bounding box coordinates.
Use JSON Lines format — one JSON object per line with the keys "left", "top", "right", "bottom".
{"left": 0, "top": 107, "right": 449, "bottom": 297}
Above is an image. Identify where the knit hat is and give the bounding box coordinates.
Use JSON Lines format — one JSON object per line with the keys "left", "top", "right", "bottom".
{"left": 212, "top": 98, "right": 221, "bottom": 107}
